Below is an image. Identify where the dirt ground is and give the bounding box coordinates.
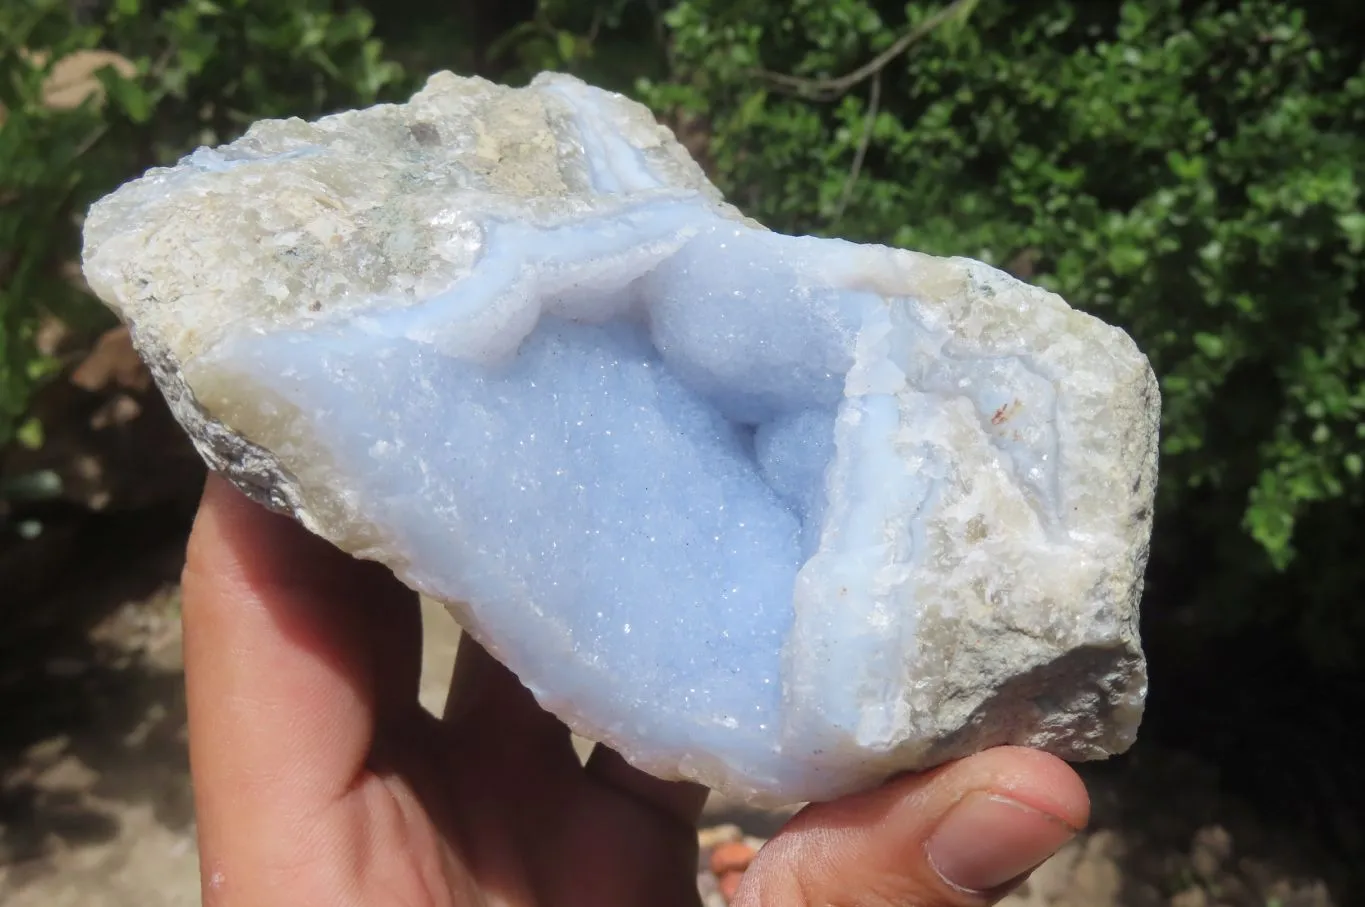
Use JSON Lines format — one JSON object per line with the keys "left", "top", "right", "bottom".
{"left": 0, "top": 526, "right": 1352, "bottom": 907}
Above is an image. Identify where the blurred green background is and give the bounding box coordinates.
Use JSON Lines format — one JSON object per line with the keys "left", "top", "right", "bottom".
{"left": 1, "top": 0, "right": 1363, "bottom": 901}
{"left": 5, "top": 0, "right": 1365, "bottom": 662}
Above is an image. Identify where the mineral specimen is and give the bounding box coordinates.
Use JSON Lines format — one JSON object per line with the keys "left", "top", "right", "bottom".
{"left": 82, "top": 72, "right": 1159, "bottom": 805}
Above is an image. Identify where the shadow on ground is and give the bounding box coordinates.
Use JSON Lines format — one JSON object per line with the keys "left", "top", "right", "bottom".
{"left": 1092, "top": 621, "right": 1365, "bottom": 907}
{"left": 0, "top": 505, "right": 198, "bottom": 904}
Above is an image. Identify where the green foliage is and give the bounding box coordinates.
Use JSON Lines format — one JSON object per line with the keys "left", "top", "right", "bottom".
{"left": 646, "top": 0, "right": 1365, "bottom": 659}
{"left": 0, "top": 0, "right": 406, "bottom": 450}
{"left": 5, "top": 0, "right": 1362, "bottom": 659}
{"left": 486, "top": 0, "right": 639, "bottom": 76}
{"left": 442, "top": 0, "right": 671, "bottom": 93}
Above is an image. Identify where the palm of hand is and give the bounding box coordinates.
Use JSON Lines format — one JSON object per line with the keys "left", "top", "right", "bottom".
{"left": 183, "top": 476, "right": 1088, "bottom": 907}
{"left": 355, "top": 647, "right": 707, "bottom": 907}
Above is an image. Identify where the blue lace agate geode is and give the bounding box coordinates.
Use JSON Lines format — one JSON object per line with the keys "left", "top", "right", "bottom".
{"left": 82, "top": 72, "right": 1159, "bottom": 805}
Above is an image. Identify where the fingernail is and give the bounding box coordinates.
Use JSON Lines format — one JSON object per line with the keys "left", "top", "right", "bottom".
{"left": 926, "top": 791, "right": 1076, "bottom": 893}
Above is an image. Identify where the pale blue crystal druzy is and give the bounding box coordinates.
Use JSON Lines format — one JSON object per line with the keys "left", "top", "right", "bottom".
{"left": 195, "top": 206, "right": 1063, "bottom": 798}
{"left": 84, "top": 72, "right": 1156, "bottom": 804}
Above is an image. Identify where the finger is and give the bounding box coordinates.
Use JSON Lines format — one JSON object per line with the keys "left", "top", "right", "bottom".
{"left": 435, "top": 634, "right": 583, "bottom": 898}
{"left": 441, "top": 635, "right": 706, "bottom": 824}
{"left": 443, "top": 634, "right": 571, "bottom": 742}
{"left": 736, "top": 746, "right": 1088, "bottom": 906}
{"left": 443, "top": 633, "right": 578, "bottom": 764}
{"left": 584, "top": 744, "right": 708, "bottom": 828}
{"left": 181, "top": 475, "right": 419, "bottom": 887}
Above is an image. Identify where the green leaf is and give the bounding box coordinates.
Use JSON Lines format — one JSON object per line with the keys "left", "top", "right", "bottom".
{"left": 1339, "top": 211, "right": 1365, "bottom": 252}
{"left": 1193, "top": 332, "right": 1226, "bottom": 358}
{"left": 556, "top": 29, "right": 578, "bottom": 63}
{"left": 15, "top": 417, "right": 43, "bottom": 450}
{"left": 100, "top": 68, "right": 153, "bottom": 122}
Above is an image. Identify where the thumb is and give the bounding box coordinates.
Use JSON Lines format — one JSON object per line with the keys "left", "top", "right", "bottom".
{"left": 736, "top": 746, "right": 1088, "bottom": 906}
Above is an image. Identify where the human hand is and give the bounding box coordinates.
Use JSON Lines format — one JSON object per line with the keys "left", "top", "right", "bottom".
{"left": 182, "top": 474, "right": 1089, "bottom": 906}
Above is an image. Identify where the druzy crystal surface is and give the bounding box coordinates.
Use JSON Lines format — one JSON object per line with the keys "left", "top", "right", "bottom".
{"left": 82, "top": 72, "right": 1159, "bottom": 805}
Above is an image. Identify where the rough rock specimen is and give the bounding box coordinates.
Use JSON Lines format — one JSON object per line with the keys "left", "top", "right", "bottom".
{"left": 82, "top": 72, "right": 1159, "bottom": 805}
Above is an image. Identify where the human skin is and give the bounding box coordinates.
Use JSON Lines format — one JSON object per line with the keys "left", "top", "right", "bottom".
{"left": 182, "top": 474, "right": 1090, "bottom": 906}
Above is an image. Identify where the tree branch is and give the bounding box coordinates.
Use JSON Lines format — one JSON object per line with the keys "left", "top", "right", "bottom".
{"left": 753, "top": 0, "right": 980, "bottom": 102}
{"left": 832, "top": 73, "right": 880, "bottom": 226}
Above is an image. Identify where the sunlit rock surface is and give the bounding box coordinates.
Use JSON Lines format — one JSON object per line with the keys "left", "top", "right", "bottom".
{"left": 82, "top": 72, "right": 1159, "bottom": 805}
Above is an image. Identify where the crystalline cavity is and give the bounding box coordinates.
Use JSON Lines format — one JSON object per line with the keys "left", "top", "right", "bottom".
{"left": 82, "top": 72, "right": 1159, "bottom": 805}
